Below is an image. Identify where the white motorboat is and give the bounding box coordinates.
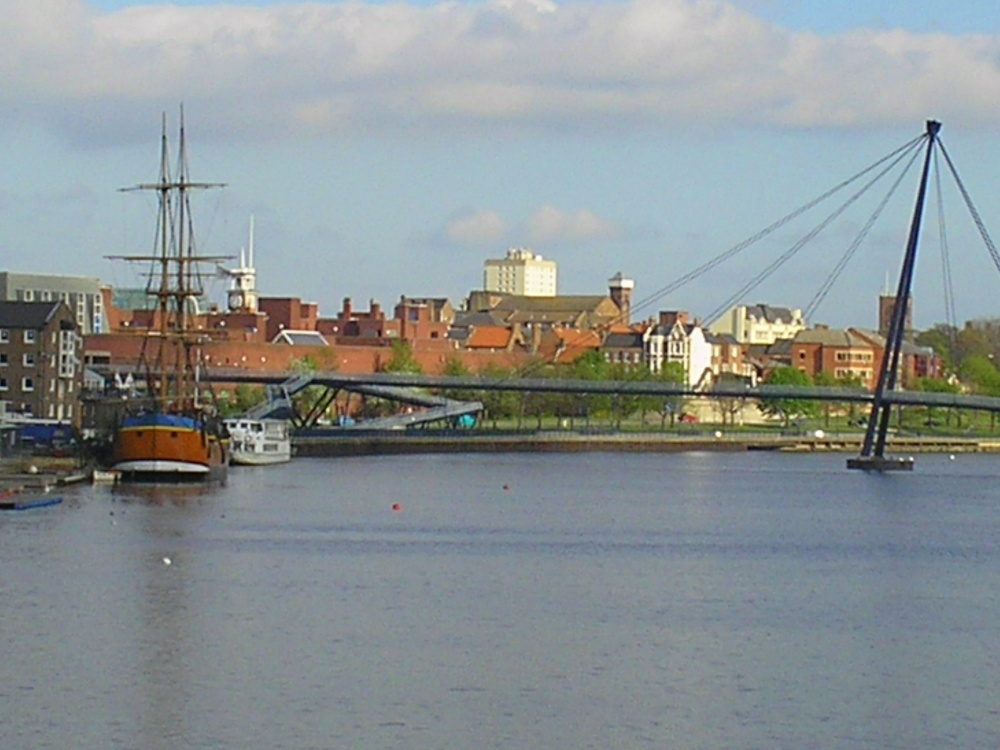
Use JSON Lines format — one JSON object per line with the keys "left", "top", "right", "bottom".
{"left": 224, "top": 418, "right": 292, "bottom": 466}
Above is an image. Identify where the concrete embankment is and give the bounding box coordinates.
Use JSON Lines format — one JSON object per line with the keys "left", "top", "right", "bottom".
{"left": 293, "top": 430, "right": 1000, "bottom": 458}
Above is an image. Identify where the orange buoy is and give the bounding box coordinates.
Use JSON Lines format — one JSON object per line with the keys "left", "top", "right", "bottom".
{"left": 392, "top": 502, "right": 402, "bottom": 512}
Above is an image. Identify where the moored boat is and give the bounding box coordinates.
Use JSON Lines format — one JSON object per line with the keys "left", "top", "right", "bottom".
{"left": 114, "top": 412, "right": 228, "bottom": 478}
{"left": 107, "top": 108, "right": 230, "bottom": 482}
{"left": 224, "top": 418, "right": 292, "bottom": 466}
{"left": 90, "top": 468, "right": 121, "bottom": 484}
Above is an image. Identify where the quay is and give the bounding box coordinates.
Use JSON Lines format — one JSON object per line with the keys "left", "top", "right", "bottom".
{"left": 292, "top": 430, "right": 1000, "bottom": 458}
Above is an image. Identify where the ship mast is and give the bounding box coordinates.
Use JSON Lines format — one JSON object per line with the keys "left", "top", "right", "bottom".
{"left": 110, "top": 106, "right": 229, "bottom": 411}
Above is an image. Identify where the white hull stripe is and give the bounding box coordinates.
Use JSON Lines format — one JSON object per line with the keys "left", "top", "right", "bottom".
{"left": 112, "top": 460, "right": 210, "bottom": 474}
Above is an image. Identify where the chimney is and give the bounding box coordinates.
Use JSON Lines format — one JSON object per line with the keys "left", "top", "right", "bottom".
{"left": 659, "top": 310, "right": 689, "bottom": 327}
{"left": 343, "top": 297, "right": 353, "bottom": 317}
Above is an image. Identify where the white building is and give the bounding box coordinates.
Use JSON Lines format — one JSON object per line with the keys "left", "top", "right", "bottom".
{"left": 644, "top": 312, "right": 714, "bottom": 390}
{"left": 709, "top": 303, "right": 805, "bottom": 345}
{"left": 0, "top": 272, "right": 105, "bottom": 335}
{"left": 483, "top": 248, "right": 557, "bottom": 297}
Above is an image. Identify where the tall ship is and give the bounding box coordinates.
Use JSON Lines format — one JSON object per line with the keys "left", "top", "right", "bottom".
{"left": 108, "top": 109, "right": 230, "bottom": 481}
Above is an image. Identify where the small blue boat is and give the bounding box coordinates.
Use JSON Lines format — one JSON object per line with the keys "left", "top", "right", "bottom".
{"left": 0, "top": 496, "right": 63, "bottom": 511}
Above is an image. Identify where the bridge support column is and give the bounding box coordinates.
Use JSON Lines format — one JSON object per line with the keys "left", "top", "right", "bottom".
{"left": 848, "top": 120, "right": 941, "bottom": 472}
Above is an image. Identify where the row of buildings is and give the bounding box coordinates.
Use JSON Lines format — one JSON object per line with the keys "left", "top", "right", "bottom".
{"left": 0, "top": 249, "right": 940, "bottom": 425}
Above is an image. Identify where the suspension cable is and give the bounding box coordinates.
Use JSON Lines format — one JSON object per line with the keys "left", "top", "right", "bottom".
{"left": 937, "top": 140, "right": 1000, "bottom": 277}
{"left": 932, "top": 147, "right": 959, "bottom": 338}
{"left": 702, "top": 136, "right": 927, "bottom": 326}
{"left": 626, "top": 132, "right": 927, "bottom": 323}
{"left": 510, "top": 131, "right": 931, "bottom": 379}
{"left": 803, "top": 144, "right": 924, "bottom": 321}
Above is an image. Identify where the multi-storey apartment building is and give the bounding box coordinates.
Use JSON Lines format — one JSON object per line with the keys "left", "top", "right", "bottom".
{"left": 0, "top": 301, "right": 83, "bottom": 422}
{"left": 483, "top": 248, "right": 557, "bottom": 297}
{"left": 0, "top": 272, "right": 105, "bottom": 335}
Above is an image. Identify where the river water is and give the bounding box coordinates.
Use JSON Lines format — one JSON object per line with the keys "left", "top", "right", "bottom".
{"left": 2, "top": 451, "right": 1000, "bottom": 749}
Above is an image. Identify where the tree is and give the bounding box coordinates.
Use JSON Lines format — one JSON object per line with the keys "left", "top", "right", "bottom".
{"left": 479, "top": 362, "right": 518, "bottom": 428}
{"left": 223, "top": 383, "right": 266, "bottom": 417}
{"left": 915, "top": 325, "right": 957, "bottom": 372}
{"left": 441, "top": 357, "right": 477, "bottom": 403}
{"left": 653, "top": 361, "right": 687, "bottom": 427}
{"left": 568, "top": 350, "right": 612, "bottom": 422}
{"left": 914, "top": 375, "right": 962, "bottom": 429}
{"left": 289, "top": 355, "right": 335, "bottom": 425}
{"left": 960, "top": 354, "right": 1000, "bottom": 396}
{"left": 383, "top": 340, "right": 423, "bottom": 374}
{"left": 953, "top": 325, "right": 993, "bottom": 367}
{"left": 757, "top": 366, "right": 817, "bottom": 427}
{"left": 711, "top": 372, "right": 748, "bottom": 427}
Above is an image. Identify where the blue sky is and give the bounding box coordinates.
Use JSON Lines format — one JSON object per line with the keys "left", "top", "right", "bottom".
{"left": 4, "top": 0, "right": 1000, "bottom": 330}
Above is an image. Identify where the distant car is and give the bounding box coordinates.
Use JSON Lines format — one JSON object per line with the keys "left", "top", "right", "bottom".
{"left": 679, "top": 413, "right": 698, "bottom": 423}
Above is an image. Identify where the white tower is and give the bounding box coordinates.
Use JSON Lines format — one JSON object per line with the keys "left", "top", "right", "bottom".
{"left": 225, "top": 216, "right": 259, "bottom": 313}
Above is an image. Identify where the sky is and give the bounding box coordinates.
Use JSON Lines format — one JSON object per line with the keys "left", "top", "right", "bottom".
{"left": 4, "top": 0, "right": 1000, "bottom": 331}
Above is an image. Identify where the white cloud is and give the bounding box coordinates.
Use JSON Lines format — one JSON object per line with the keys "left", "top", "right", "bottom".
{"left": 2, "top": 0, "right": 1000, "bottom": 142}
{"left": 445, "top": 209, "right": 508, "bottom": 246}
{"left": 525, "top": 205, "right": 619, "bottom": 244}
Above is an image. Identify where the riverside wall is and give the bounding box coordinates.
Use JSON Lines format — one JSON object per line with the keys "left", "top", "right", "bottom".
{"left": 292, "top": 430, "right": 1000, "bottom": 458}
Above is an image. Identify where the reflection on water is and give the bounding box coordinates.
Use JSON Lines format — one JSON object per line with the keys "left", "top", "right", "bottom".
{"left": 3, "top": 452, "right": 1000, "bottom": 749}
{"left": 112, "top": 482, "right": 219, "bottom": 507}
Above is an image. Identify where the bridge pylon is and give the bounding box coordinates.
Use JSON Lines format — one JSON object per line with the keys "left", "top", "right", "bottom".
{"left": 848, "top": 120, "right": 942, "bottom": 472}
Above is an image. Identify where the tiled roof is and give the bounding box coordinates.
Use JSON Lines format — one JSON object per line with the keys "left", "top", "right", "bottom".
{"left": 746, "top": 303, "right": 800, "bottom": 324}
{"left": 272, "top": 329, "right": 329, "bottom": 346}
{"left": 551, "top": 328, "right": 602, "bottom": 361}
{"left": 706, "top": 332, "right": 739, "bottom": 345}
{"left": 465, "top": 326, "right": 512, "bottom": 349}
{"left": 794, "top": 328, "right": 869, "bottom": 347}
{"left": 603, "top": 331, "right": 644, "bottom": 349}
{"left": 452, "top": 310, "right": 509, "bottom": 328}
{"left": 851, "top": 328, "right": 934, "bottom": 357}
{"left": 0, "top": 301, "right": 63, "bottom": 329}
{"left": 491, "top": 295, "right": 608, "bottom": 313}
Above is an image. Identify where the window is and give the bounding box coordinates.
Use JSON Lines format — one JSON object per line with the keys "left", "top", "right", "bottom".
{"left": 0, "top": 329, "right": 7, "bottom": 343}
{"left": 0, "top": 378, "right": 7, "bottom": 391}
{"left": 24, "top": 330, "right": 35, "bottom": 344}
{"left": 22, "top": 353, "right": 35, "bottom": 367}
{"left": 0, "top": 353, "right": 7, "bottom": 367}
{"left": 21, "top": 377, "right": 34, "bottom": 392}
